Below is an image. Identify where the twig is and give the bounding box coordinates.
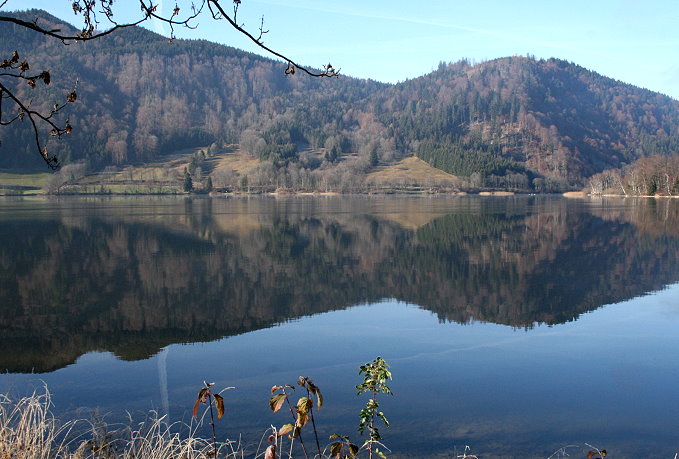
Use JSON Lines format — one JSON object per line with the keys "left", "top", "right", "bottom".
{"left": 206, "top": 0, "right": 339, "bottom": 78}
{"left": 207, "top": 392, "right": 218, "bottom": 456}
{"left": 304, "top": 386, "right": 322, "bottom": 458}
{"left": 282, "top": 388, "right": 309, "bottom": 459}
{"left": 547, "top": 444, "right": 579, "bottom": 458}
{"left": 456, "top": 445, "right": 478, "bottom": 459}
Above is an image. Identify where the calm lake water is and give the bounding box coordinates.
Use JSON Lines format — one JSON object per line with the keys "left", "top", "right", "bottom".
{"left": 1, "top": 195, "right": 678, "bottom": 458}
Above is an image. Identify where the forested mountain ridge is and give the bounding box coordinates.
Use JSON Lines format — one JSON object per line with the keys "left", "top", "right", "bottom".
{"left": 385, "top": 58, "right": 679, "bottom": 190}
{"left": 0, "top": 10, "right": 386, "bottom": 169}
{"left": 2, "top": 9, "right": 679, "bottom": 191}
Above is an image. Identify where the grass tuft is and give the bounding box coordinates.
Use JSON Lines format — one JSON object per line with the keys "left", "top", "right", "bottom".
{"left": 0, "top": 388, "right": 243, "bottom": 459}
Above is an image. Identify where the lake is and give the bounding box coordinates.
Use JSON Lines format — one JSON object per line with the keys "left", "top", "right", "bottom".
{"left": 1, "top": 195, "right": 678, "bottom": 458}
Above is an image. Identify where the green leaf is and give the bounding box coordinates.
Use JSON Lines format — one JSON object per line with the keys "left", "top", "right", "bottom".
{"left": 270, "top": 393, "right": 286, "bottom": 413}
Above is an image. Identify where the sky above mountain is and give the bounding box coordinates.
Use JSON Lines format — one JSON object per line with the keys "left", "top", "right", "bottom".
{"left": 6, "top": 0, "right": 679, "bottom": 100}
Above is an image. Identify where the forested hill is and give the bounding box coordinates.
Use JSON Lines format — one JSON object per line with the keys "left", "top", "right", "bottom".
{"left": 0, "top": 9, "right": 386, "bottom": 170}
{"left": 2, "top": 10, "right": 679, "bottom": 190}
{"left": 398, "top": 58, "right": 679, "bottom": 190}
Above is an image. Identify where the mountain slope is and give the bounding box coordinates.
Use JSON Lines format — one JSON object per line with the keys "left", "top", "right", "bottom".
{"left": 380, "top": 57, "right": 679, "bottom": 189}
{"left": 0, "top": 10, "right": 385, "bottom": 169}
{"left": 1, "top": 10, "right": 678, "bottom": 190}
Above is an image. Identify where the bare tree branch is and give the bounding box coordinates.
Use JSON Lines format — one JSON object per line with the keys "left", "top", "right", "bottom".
{"left": 206, "top": 0, "right": 339, "bottom": 78}
{"left": 0, "top": 13, "right": 144, "bottom": 41}
{"left": 0, "top": 50, "right": 77, "bottom": 170}
{"left": 0, "top": 0, "right": 338, "bottom": 73}
{"left": 0, "top": 81, "right": 66, "bottom": 170}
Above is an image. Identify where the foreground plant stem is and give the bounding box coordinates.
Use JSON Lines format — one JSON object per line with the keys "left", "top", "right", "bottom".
{"left": 283, "top": 388, "right": 309, "bottom": 459}
{"left": 208, "top": 394, "right": 218, "bottom": 455}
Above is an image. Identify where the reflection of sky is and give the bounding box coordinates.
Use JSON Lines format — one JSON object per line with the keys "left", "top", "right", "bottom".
{"left": 2, "top": 284, "right": 678, "bottom": 457}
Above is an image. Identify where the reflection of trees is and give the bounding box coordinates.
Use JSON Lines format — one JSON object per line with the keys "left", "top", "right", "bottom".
{"left": 411, "top": 208, "right": 679, "bottom": 325}
{"left": 1, "top": 198, "right": 678, "bottom": 372}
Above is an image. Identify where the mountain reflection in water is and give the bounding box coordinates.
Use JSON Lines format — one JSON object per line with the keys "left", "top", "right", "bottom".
{"left": 2, "top": 196, "right": 679, "bottom": 458}
{"left": 1, "top": 196, "right": 678, "bottom": 373}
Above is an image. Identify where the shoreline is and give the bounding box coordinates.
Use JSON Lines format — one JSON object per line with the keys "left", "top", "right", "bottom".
{"left": 3, "top": 187, "right": 679, "bottom": 199}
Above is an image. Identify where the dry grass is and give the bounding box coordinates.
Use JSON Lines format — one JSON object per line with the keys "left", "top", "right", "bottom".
{"left": 41, "top": 149, "right": 467, "bottom": 195}
{"left": 366, "top": 156, "right": 463, "bottom": 188}
{"left": 6, "top": 145, "right": 472, "bottom": 196}
{"left": 0, "top": 389, "right": 243, "bottom": 459}
{"left": 0, "top": 389, "right": 642, "bottom": 458}
{"left": 211, "top": 148, "right": 260, "bottom": 177}
{"left": 70, "top": 146, "right": 255, "bottom": 194}
{"left": 0, "top": 390, "right": 79, "bottom": 458}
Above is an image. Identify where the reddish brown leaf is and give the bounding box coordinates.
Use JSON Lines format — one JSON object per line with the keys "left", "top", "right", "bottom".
{"left": 193, "top": 387, "right": 210, "bottom": 417}
{"left": 214, "top": 393, "right": 224, "bottom": 419}
{"left": 198, "top": 387, "right": 210, "bottom": 403}
{"left": 264, "top": 444, "right": 276, "bottom": 459}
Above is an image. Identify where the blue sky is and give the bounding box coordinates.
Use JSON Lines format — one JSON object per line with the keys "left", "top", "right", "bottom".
{"left": 7, "top": 0, "right": 679, "bottom": 99}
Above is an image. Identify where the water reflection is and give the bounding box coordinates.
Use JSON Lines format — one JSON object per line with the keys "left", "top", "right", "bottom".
{"left": 1, "top": 196, "right": 678, "bottom": 373}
